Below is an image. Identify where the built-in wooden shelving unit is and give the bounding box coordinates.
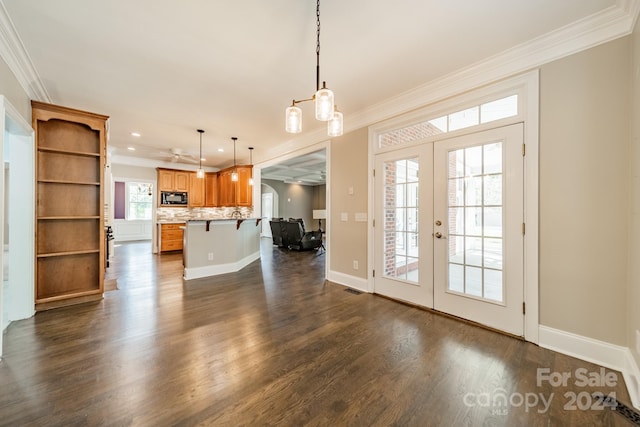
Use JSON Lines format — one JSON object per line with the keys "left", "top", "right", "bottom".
{"left": 32, "top": 101, "right": 109, "bottom": 311}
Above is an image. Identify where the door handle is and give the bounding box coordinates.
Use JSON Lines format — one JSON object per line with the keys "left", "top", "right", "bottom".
{"left": 434, "top": 232, "right": 445, "bottom": 239}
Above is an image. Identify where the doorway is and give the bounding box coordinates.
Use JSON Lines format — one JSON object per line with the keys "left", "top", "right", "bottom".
{"left": 0, "top": 96, "right": 35, "bottom": 358}
{"left": 261, "top": 191, "right": 275, "bottom": 238}
{"left": 374, "top": 124, "right": 524, "bottom": 336}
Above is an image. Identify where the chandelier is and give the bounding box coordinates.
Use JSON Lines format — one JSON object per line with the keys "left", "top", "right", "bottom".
{"left": 285, "top": 0, "right": 343, "bottom": 137}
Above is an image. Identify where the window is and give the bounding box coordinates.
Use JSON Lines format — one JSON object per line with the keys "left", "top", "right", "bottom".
{"left": 129, "top": 183, "right": 153, "bottom": 220}
{"left": 114, "top": 181, "right": 153, "bottom": 220}
{"left": 378, "top": 94, "right": 518, "bottom": 149}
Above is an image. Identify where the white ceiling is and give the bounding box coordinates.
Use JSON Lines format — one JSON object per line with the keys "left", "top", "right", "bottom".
{"left": 261, "top": 149, "right": 326, "bottom": 185}
{"left": 1, "top": 0, "right": 624, "bottom": 170}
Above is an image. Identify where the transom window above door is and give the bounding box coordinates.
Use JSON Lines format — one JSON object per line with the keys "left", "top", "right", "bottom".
{"left": 378, "top": 95, "right": 518, "bottom": 149}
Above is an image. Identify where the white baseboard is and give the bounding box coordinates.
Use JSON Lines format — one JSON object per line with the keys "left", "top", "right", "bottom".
{"left": 183, "top": 251, "right": 260, "bottom": 281}
{"left": 539, "top": 325, "right": 640, "bottom": 410}
{"left": 623, "top": 349, "right": 640, "bottom": 410}
{"left": 326, "top": 270, "right": 369, "bottom": 293}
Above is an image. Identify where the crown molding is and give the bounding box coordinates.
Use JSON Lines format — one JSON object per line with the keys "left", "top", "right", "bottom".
{"left": 0, "top": 1, "right": 50, "bottom": 102}
{"left": 345, "top": 0, "right": 640, "bottom": 134}
{"left": 262, "top": 0, "right": 640, "bottom": 163}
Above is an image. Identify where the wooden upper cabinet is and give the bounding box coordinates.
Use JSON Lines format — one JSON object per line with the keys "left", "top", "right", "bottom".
{"left": 175, "top": 171, "right": 189, "bottom": 192}
{"left": 158, "top": 169, "right": 190, "bottom": 192}
{"left": 205, "top": 172, "right": 218, "bottom": 207}
{"left": 217, "top": 169, "right": 233, "bottom": 207}
{"left": 156, "top": 166, "right": 252, "bottom": 208}
{"left": 236, "top": 166, "right": 253, "bottom": 207}
{"left": 158, "top": 169, "right": 175, "bottom": 191}
{"left": 189, "top": 172, "right": 205, "bottom": 207}
{"left": 216, "top": 165, "right": 253, "bottom": 207}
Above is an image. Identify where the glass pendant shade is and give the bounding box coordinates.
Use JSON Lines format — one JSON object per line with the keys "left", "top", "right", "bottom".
{"left": 315, "top": 87, "right": 334, "bottom": 121}
{"left": 231, "top": 171, "right": 238, "bottom": 182}
{"left": 196, "top": 168, "right": 204, "bottom": 179}
{"left": 327, "top": 108, "right": 343, "bottom": 137}
{"left": 285, "top": 105, "right": 302, "bottom": 133}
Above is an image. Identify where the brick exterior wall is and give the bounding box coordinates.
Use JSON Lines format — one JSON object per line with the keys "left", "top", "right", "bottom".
{"left": 379, "top": 122, "right": 444, "bottom": 148}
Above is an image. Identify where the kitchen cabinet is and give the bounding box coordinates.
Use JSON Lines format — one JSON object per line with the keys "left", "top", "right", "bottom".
{"left": 158, "top": 169, "right": 174, "bottom": 192}
{"left": 205, "top": 172, "right": 218, "bottom": 207}
{"left": 175, "top": 172, "right": 189, "bottom": 191}
{"left": 217, "top": 169, "right": 233, "bottom": 207}
{"left": 189, "top": 172, "right": 205, "bottom": 207}
{"left": 157, "top": 168, "right": 189, "bottom": 192}
{"left": 236, "top": 166, "right": 253, "bottom": 207}
{"left": 217, "top": 165, "right": 253, "bottom": 207}
{"left": 159, "top": 223, "right": 184, "bottom": 252}
{"left": 33, "top": 100, "right": 108, "bottom": 311}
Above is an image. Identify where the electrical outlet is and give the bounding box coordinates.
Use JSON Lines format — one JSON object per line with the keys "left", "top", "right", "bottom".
{"left": 208, "top": 252, "right": 214, "bottom": 261}
{"left": 636, "top": 330, "right": 640, "bottom": 355}
{"left": 353, "top": 260, "right": 359, "bottom": 270}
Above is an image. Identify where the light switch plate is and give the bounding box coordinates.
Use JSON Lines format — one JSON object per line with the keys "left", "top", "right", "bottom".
{"left": 355, "top": 212, "right": 367, "bottom": 222}
{"left": 341, "top": 212, "right": 348, "bottom": 221}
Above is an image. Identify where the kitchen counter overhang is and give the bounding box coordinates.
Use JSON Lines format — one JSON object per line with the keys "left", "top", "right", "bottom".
{"left": 183, "top": 218, "right": 262, "bottom": 280}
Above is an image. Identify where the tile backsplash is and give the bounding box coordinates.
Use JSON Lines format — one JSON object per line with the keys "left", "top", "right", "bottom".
{"left": 156, "top": 207, "right": 254, "bottom": 221}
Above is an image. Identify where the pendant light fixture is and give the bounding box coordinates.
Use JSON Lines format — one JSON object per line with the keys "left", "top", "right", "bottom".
{"left": 285, "top": 0, "right": 343, "bottom": 137}
{"left": 248, "top": 147, "right": 254, "bottom": 186}
{"left": 196, "top": 129, "right": 205, "bottom": 179}
{"left": 231, "top": 137, "right": 238, "bottom": 182}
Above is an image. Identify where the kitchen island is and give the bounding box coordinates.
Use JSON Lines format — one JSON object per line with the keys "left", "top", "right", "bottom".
{"left": 182, "top": 218, "right": 261, "bottom": 280}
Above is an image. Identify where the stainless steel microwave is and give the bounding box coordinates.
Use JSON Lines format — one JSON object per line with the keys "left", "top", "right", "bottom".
{"left": 160, "top": 191, "right": 188, "bottom": 205}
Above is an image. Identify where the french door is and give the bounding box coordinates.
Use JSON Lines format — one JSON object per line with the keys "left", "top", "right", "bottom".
{"left": 374, "top": 124, "right": 524, "bottom": 336}
{"left": 373, "top": 144, "right": 433, "bottom": 308}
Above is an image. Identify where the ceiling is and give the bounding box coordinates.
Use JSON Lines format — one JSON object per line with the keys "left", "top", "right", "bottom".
{"left": 261, "top": 149, "right": 326, "bottom": 185}
{"left": 1, "top": 0, "right": 622, "bottom": 170}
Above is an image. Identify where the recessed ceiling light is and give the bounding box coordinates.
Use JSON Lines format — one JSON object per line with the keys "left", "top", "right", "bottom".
{"left": 127, "top": 147, "right": 136, "bottom": 151}
{"left": 297, "top": 180, "right": 303, "bottom": 183}
{"left": 131, "top": 132, "right": 141, "bottom": 137}
{"left": 200, "top": 158, "right": 206, "bottom": 161}
{"left": 217, "top": 148, "right": 224, "bottom": 152}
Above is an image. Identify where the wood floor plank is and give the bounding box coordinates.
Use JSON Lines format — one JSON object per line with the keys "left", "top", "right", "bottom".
{"left": 0, "top": 240, "right": 635, "bottom": 426}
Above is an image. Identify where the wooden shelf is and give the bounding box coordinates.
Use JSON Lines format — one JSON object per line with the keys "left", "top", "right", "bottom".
{"left": 38, "top": 179, "right": 100, "bottom": 186}
{"left": 35, "top": 288, "right": 102, "bottom": 305}
{"left": 37, "top": 249, "right": 100, "bottom": 258}
{"left": 38, "top": 216, "right": 100, "bottom": 220}
{"left": 38, "top": 146, "right": 100, "bottom": 157}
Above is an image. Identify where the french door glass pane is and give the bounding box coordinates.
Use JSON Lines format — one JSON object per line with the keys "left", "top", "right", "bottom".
{"left": 447, "top": 142, "right": 504, "bottom": 302}
{"left": 383, "top": 157, "right": 420, "bottom": 284}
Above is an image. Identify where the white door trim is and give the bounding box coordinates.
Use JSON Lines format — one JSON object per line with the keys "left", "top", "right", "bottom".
{"left": 0, "top": 95, "right": 36, "bottom": 359}
{"left": 367, "top": 71, "right": 539, "bottom": 343}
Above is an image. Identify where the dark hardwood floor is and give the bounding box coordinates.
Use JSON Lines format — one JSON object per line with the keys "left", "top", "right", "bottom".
{"left": 0, "top": 240, "right": 636, "bottom": 426}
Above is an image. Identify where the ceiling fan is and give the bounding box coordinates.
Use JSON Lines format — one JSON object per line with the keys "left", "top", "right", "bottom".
{"left": 165, "top": 148, "right": 198, "bottom": 164}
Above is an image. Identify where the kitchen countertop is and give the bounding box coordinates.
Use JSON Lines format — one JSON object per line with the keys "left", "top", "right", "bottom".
{"left": 156, "top": 220, "right": 187, "bottom": 224}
